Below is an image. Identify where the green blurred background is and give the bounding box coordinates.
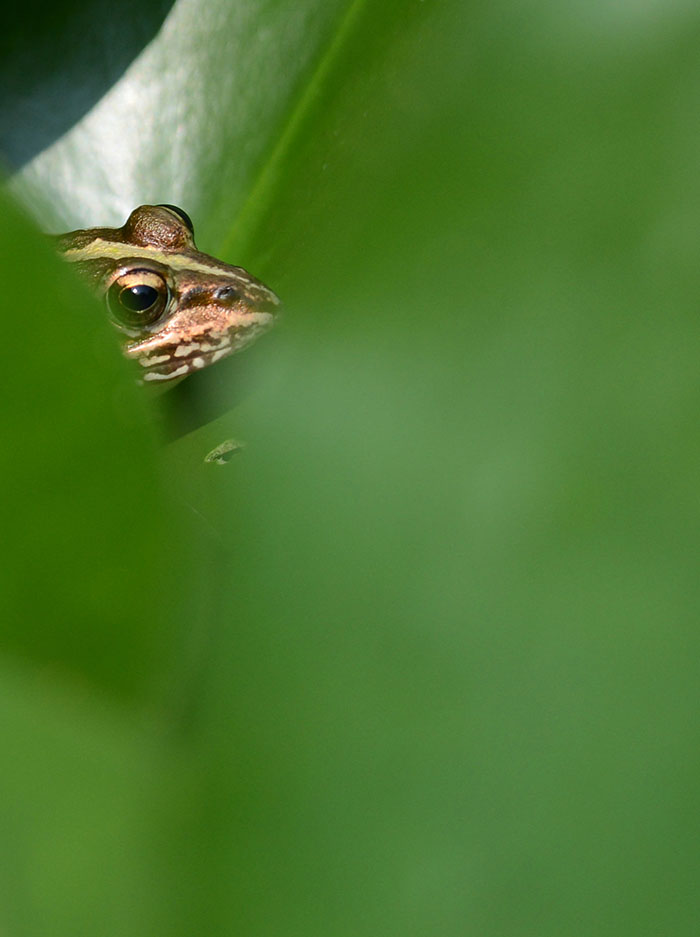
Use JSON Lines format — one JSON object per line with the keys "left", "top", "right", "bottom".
{"left": 2, "top": 0, "right": 700, "bottom": 934}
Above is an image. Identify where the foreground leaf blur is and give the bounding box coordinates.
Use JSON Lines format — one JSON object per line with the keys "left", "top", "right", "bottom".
{"left": 3, "top": 1, "right": 700, "bottom": 934}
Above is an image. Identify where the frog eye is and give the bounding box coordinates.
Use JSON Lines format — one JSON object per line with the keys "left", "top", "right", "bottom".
{"left": 107, "top": 269, "right": 169, "bottom": 328}
{"left": 156, "top": 204, "right": 194, "bottom": 237}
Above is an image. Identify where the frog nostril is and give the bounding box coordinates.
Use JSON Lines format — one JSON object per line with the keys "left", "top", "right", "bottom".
{"left": 214, "top": 284, "right": 280, "bottom": 314}
{"left": 216, "top": 286, "right": 239, "bottom": 301}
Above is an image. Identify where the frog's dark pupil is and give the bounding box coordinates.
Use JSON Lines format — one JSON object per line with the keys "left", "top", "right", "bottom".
{"left": 121, "top": 284, "right": 158, "bottom": 311}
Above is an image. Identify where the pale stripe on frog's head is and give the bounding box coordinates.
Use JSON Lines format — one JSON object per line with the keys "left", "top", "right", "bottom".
{"left": 56, "top": 204, "right": 280, "bottom": 382}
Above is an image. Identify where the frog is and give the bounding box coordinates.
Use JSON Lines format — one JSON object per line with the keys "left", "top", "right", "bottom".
{"left": 55, "top": 203, "right": 280, "bottom": 384}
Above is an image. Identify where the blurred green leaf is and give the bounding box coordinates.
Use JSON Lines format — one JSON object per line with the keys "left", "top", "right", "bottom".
{"left": 4, "top": 0, "right": 700, "bottom": 935}
{"left": 0, "top": 663, "right": 177, "bottom": 936}
{"left": 0, "top": 189, "right": 176, "bottom": 697}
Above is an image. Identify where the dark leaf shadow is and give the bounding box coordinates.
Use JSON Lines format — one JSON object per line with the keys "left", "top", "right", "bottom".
{"left": 1, "top": 0, "right": 175, "bottom": 168}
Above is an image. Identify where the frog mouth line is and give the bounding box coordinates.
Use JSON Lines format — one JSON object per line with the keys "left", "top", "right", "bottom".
{"left": 126, "top": 315, "right": 275, "bottom": 383}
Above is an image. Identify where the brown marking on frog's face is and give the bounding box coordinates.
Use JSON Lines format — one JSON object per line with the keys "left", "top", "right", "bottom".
{"left": 57, "top": 204, "right": 280, "bottom": 382}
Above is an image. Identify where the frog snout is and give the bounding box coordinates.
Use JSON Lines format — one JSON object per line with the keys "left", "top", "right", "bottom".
{"left": 214, "top": 284, "right": 280, "bottom": 316}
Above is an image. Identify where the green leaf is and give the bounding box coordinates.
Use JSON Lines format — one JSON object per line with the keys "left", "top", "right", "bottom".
{"left": 5, "top": 1, "right": 700, "bottom": 935}
{"left": 0, "top": 189, "right": 175, "bottom": 697}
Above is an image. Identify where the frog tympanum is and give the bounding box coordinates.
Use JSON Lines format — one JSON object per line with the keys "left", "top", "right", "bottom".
{"left": 56, "top": 204, "right": 279, "bottom": 383}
